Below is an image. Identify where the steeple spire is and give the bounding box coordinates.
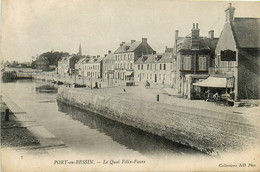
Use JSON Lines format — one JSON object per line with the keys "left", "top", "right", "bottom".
{"left": 78, "top": 43, "right": 82, "bottom": 55}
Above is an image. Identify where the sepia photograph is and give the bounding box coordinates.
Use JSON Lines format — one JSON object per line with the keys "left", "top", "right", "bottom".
{"left": 1, "top": 0, "right": 260, "bottom": 171}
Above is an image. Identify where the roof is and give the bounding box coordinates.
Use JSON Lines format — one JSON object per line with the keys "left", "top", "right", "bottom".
{"left": 231, "top": 17, "right": 260, "bottom": 48}
{"left": 87, "top": 56, "right": 104, "bottom": 64}
{"left": 76, "top": 57, "right": 89, "bottom": 64}
{"left": 178, "top": 37, "right": 219, "bottom": 51}
{"left": 37, "top": 56, "right": 49, "bottom": 62}
{"left": 135, "top": 53, "right": 173, "bottom": 64}
{"left": 103, "top": 53, "right": 115, "bottom": 61}
{"left": 114, "top": 41, "right": 142, "bottom": 53}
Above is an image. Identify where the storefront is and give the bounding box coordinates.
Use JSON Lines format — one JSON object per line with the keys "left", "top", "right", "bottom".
{"left": 193, "top": 76, "right": 235, "bottom": 101}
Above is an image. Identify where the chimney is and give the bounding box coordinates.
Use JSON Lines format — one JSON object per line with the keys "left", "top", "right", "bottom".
{"left": 142, "top": 38, "right": 147, "bottom": 42}
{"left": 225, "top": 3, "right": 236, "bottom": 22}
{"left": 208, "top": 30, "right": 214, "bottom": 39}
{"left": 191, "top": 23, "right": 200, "bottom": 39}
{"left": 108, "top": 50, "right": 111, "bottom": 54}
{"left": 191, "top": 23, "right": 200, "bottom": 50}
{"left": 120, "top": 43, "right": 123, "bottom": 47}
{"left": 131, "top": 40, "right": 136, "bottom": 44}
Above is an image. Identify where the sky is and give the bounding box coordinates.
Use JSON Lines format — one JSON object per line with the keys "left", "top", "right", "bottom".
{"left": 1, "top": 0, "right": 260, "bottom": 62}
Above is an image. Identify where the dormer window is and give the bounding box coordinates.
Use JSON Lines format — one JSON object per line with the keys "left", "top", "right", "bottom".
{"left": 155, "top": 55, "right": 162, "bottom": 62}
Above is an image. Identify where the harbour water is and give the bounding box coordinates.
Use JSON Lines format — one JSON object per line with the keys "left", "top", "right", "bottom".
{"left": 2, "top": 79, "right": 203, "bottom": 158}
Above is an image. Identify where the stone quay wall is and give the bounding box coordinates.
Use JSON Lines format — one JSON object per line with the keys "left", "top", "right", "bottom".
{"left": 57, "top": 86, "right": 260, "bottom": 155}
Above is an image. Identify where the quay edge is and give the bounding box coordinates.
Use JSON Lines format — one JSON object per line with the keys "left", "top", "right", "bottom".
{"left": 57, "top": 86, "right": 251, "bottom": 156}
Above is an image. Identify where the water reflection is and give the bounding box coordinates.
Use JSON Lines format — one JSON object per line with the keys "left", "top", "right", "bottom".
{"left": 35, "top": 84, "right": 58, "bottom": 93}
{"left": 57, "top": 100, "right": 200, "bottom": 155}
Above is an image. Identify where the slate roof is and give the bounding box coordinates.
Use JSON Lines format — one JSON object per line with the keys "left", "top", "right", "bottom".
{"left": 87, "top": 56, "right": 104, "bottom": 64}
{"left": 231, "top": 17, "right": 260, "bottom": 48}
{"left": 135, "top": 53, "right": 173, "bottom": 64}
{"left": 178, "top": 37, "right": 219, "bottom": 52}
{"left": 114, "top": 41, "right": 142, "bottom": 54}
{"left": 76, "top": 57, "right": 89, "bottom": 64}
{"left": 103, "top": 53, "right": 115, "bottom": 62}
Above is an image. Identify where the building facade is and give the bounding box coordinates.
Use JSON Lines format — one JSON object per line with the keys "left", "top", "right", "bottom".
{"left": 35, "top": 56, "right": 49, "bottom": 71}
{"left": 58, "top": 55, "right": 81, "bottom": 75}
{"left": 173, "top": 24, "right": 218, "bottom": 98}
{"left": 75, "top": 57, "right": 89, "bottom": 76}
{"left": 102, "top": 50, "right": 115, "bottom": 81}
{"left": 134, "top": 53, "right": 173, "bottom": 85}
{"left": 213, "top": 3, "right": 260, "bottom": 100}
{"left": 83, "top": 56, "right": 104, "bottom": 79}
{"left": 114, "top": 38, "right": 155, "bottom": 81}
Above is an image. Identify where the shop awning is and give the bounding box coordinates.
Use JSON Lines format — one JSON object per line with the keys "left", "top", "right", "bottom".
{"left": 125, "top": 71, "right": 133, "bottom": 76}
{"left": 193, "top": 77, "right": 233, "bottom": 88}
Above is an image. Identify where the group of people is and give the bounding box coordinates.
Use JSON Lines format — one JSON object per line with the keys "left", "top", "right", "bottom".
{"left": 204, "top": 90, "right": 220, "bottom": 102}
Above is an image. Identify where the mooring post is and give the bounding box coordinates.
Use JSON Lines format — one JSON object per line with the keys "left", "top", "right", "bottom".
{"left": 157, "top": 94, "right": 159, "bottom": 102}
{"left": 5, "top": 109, "right": 9, "bottom": 121}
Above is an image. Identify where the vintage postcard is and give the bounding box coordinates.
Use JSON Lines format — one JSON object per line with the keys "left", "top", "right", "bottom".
{"left": 1, "top": 0, "right": 260, "bottom": 171}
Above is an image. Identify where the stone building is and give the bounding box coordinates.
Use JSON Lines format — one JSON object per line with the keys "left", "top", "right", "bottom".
{"left": 173, "top": 24, "right": 218, "bottom": 98}
{"left": 212, "top": 3, "right": 260, "bottom": 100}
{"left": 83, "top": 56, "right": 104, "bottom": 79}
{"left": 57, "top": 55, "right": 81, "bottom": 75}
{"left": 75, "top": 57, "right": 89, "bottom": 76}
{"left": 114, "top": 38, "right": 155, "bottom": 81}
{"left": 102, "top": 50, "right": 115, "bottom": 81}
{"left": 35, "top": 56, "right": 49, "bottom": 71}
{"left": 134, "top": 53, "right": 173, "bottom": 85}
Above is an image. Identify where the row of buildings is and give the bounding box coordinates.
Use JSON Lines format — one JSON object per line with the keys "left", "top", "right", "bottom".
{"left": 57, "top": 4, "right": 260, "bottom": 100}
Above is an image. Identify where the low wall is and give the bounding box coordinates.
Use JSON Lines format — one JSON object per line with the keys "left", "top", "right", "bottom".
{"left": 57, "top": 87, "right": 260, "bottom": 155}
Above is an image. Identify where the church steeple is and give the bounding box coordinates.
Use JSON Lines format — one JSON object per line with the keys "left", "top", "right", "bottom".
{"left": 78, "top": 43, "right": 82, "bottom": 55}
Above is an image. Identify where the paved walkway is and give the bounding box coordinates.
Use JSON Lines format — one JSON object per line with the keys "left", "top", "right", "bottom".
{"left": 87, "top": 82, "right": 259, "bottom": 117}
{"left": 36, "top": 73, "right": 259, "bottom": 117}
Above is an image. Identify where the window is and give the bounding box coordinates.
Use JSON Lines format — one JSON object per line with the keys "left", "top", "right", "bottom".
{"left": 183, "top": 56, "right": 192, "bottom": 70}
{"left": 160, "top": 64, "right": 162, "bottom": 70}
{"left": 138, "top": 65, "right": 140, "bottom": 70}
{"left": 150, "top": 74, "right": 152, "bottom": 79}
{"left": 159, "top": 74, "right": 161, "bottom": 80}
{"left": 150, "top": 64, "right": 152, "bottom": 70}
{"left": 130, "top": 63, "right": 132, "bottom": 69}
{"left": 124, "top": 54, "right": 126, "bottom": 60}
{"left": 199, "top": 56, "right": 207, "bottom": 70}
{"left": 154, "top": 64, "right": 156, "bottom": 70}
{"left": 164, "top": 64, "right": 166, "bottom": 70}
{"left": 141, "top": 65, "right": 143, "bottom": 70}
{"left": 147, "top": 64, "right": 149, "bottom": 70}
